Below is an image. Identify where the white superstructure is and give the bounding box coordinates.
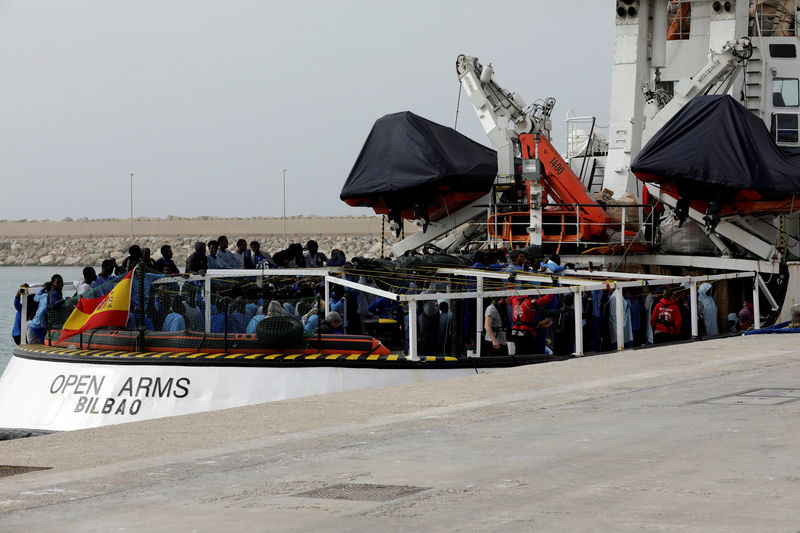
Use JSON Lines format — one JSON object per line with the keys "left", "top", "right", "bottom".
{"left": 605, "top": 0, "right": 800, "bottom": 200}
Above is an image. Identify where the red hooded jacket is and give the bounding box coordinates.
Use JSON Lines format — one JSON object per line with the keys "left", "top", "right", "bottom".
{"left": 650, "top": 297, "right": 681, "bottom": 336}
{"left": 511, "top": 294, "right": 554, "bottom": 336}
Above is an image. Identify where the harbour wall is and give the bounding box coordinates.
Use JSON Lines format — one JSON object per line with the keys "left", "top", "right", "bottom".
{"left": 0, "top": 216, "right": 407, "bottom": 266}
{"left": 0, "top": 236, "right": 386, "bottom": 267}
{"left": 0, "top": 215, "right": 386, "bottom": 238}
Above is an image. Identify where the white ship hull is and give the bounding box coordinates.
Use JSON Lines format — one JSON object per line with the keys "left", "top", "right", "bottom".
{"left": 0, "top": 345, "right": 529, "bottom": 437}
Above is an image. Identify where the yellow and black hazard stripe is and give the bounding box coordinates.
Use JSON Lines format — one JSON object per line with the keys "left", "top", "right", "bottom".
{"left": 11, "top": 343, "right": 555, "bottom": 368}
{"left": 14, "top": 344, "right": 527, "bottom": 369}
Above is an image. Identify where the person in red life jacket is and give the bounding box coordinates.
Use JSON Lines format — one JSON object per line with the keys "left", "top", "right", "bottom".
{"left": 511, "top": 294, "right": 554, "bottom": 355}
{"left": 650, "top": 286, "right": 681, "bottom": 344}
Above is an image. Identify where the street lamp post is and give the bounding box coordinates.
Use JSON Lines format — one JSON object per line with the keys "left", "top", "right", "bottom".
{"left": 283, "top": 168, "right": 286, "bottom": 242}
{"left": 129, "top": 172, "right": 134, "bottom": 238}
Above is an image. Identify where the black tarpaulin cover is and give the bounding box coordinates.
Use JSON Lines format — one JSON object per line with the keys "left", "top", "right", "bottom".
{"left": 631, "top": 95, "right": 800, "bottom": 194}
{"left": 340, "top": 111, "right": 496, "bottom": 206}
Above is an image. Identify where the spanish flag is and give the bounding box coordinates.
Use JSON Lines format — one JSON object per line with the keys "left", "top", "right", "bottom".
{"left": 59, "top": 269, "right": 134, "bottom": 342}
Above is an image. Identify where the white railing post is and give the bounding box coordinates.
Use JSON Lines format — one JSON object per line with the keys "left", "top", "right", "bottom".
{"left": 690, "top": 280, "right": 699, "bottom": 338}
{"left": 204, "top": 276, "right": 211, "bottom": 333}
{"left": 342, "top": 296, "right": 348, "bottom": 333}
{"left": 476, "top": 276, "right": 484, "bottom": 356}
{"left": 615, "top": 288, "right": 624, "bottom": 350}
{"left": 324, "top": 277, "right": 330, "bottom": 315}
{"left": 753, "top": 273, "right": 761, "bottom": 329}
{"left": 408, "top": 301, "right": 419, "bottom": 361}
{"left": 573, "top": 287, "right": 584, "bottom": 356}
{"left": 575, "top": 206, "right": 580, "bottom": 245}
{"left": 20, "top": 287, "right": 28, "bottom": 344}
{"left": 621, "top": 206, "right": 626, "bottom": 248}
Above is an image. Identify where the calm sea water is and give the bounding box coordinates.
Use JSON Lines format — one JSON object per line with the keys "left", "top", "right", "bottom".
{"left": 0, "top": 266, "right": 88, "bottom": 372}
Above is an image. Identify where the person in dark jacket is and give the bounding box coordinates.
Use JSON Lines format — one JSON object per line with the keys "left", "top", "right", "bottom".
{"left": 185, "top": 242, "right": 208, "bottom": 275}
{"left": 677, "top": 291, "right": 692, "bottom": 340}
{"left": 317, "top": 311, "right": 343, "bottom": 334}
{"left": 155, "top": 245, "right": 180, "bottom": 275}
{"left": 553, "top": 294, "right": 576, "bottom": 356}
{"left": 273, "top": 243, "right": 304, "bottom": 268}
{"left": 121, "top": 245, "right": 143, "bottom": 272}
{"left": 738, "top": 307, "right": 754, "bottom": 331}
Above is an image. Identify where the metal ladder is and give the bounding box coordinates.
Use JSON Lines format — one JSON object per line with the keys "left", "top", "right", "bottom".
{"left": 745, "top": 43, "right": 764, "bottom": 117}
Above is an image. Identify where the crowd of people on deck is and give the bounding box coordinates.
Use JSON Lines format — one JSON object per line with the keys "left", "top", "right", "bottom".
{"left": 11, "top": 236, "right": 761, "bottom": 355}
{"left": 473, "top": 249, "right": 747, "bottom": 358}
{"left": 12, "top": 236, "right": 349, "bottom": 345}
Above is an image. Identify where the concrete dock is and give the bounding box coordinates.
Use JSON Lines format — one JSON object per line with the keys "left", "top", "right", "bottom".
{"left": 1, "top": 334, "right": 800, "bottom": 532}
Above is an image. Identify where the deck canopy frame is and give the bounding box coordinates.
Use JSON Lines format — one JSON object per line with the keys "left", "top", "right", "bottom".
{"left": 326, "top": 267, "right": 760, "bottom": 360}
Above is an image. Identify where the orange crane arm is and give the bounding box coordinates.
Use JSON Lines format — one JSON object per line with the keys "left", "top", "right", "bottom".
{"left": 519, "top": 134, "right": 610, "bottom": 236}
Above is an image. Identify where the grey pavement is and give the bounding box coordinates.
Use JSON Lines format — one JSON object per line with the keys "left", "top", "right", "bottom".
{"left": 1, "top": 334, "right": 800, "bottom": 532}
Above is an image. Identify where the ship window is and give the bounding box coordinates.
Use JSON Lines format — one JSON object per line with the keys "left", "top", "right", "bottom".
{"left": 773, "top": 78, "right": 799, "bottom": 107}
{"left": 667, "top": 1, "right": 691, "bottom": 40}
{"left": 769, "top": 44, "right": 797, "bottom": 58}
{"left": 771, "top": 113, "right": 800, "bottom": 143}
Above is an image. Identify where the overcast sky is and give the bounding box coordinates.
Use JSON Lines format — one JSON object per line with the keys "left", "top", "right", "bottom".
{"left": 0, "top": 1, "right": 614, "bottom": 221}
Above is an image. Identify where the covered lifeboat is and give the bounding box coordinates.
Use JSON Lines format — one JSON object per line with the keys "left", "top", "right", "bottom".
{"left": 631, "top": 95, "right": 800, "bottom": 227}
{"left": 340, "top": 111, "right": 496, "bottom": 232}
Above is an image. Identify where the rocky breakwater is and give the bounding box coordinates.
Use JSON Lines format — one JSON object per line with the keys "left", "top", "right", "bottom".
{"left": 0, "top": 235, "right": 392, "bottom": 267}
